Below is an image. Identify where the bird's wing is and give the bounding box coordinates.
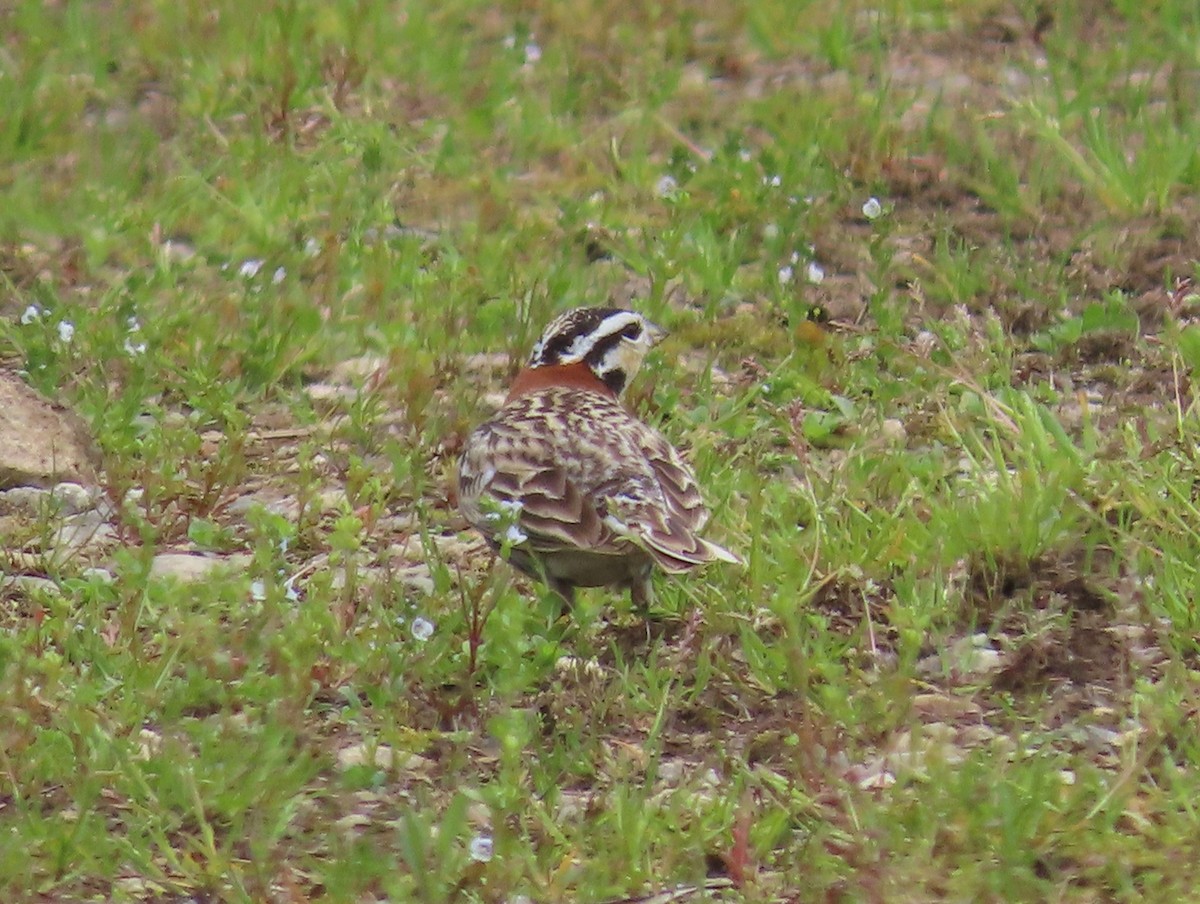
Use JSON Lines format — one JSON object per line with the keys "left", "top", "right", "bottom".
{"left": 459, "top": 392, "right": 740, "bottom": 568}
{"left": 594, "top": 428, "right": 743, "bottom": 572}
{"left": 459, "top": 423, "right": 622, "bottom": 555}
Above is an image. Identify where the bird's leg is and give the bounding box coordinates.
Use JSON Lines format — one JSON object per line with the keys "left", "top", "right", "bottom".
{"left": 629, "top": 572, "right": 654, "bottom": 615}
{"left": 548, "top": 577, "right": 576, "bottom": 610}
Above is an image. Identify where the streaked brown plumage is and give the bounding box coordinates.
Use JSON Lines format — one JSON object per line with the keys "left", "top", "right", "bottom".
{"left": 458, "top": 306, "right": 739, "bottom": 607}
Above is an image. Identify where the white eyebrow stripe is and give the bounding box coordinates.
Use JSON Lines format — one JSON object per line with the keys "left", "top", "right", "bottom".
{"left": 565, "top": 331, "right": 595, "bottom": 359}
{"left": 563, "top": 312, "right": 640, "bottom": 361}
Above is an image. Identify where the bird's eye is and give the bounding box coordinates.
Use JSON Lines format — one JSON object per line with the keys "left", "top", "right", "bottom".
{"left": 620, "top": 322, "right": 643, "bottom": 340}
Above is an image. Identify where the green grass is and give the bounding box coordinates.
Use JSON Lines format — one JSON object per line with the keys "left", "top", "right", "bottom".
{"left": 3, "top": 0, "right": 1200, "bottom": 900}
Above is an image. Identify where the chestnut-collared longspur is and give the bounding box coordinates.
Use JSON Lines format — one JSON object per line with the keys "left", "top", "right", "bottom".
{"left": 458, "top": 306, "right": 740, "bottom": 607}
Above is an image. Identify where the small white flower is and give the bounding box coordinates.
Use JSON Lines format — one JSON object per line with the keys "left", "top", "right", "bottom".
{"left": 469, "top": 835, "right": 494, "bottom": 862}
{"left": 303, "top": 237, "right": 321, "bottom": 258}
{"left": 777, "top": 265, "right": 794, "bottom": 286}
{"left": 123, "top": 316, "right": 147, "bottom": 352}
{"left": 738, "top": 148, "right": 753, "bottom": 163}
{"left": 763, "top": 174, "right": 781, "bottom": 187}
{"left": 806, "top": 262, "right": 825, "bottom": 284}
{"left": 862, "top": 197, "right": 883, "bottom": 219}
{"left": 250, "top": 580, "right": 266, "bottom": 601}
{"left": 411, "top": 617, "right": 434, "bottom": 642}
{"left": 523, "top": 42, "right": 542, "bottom": 65}
{"left": 654, "top": 174, "right": 678, "bottom": 198}
{"left": 57, "top": 321, "right": 75, "bottom": 343}
{"left": 485, "top": 499, "right": 525, "bottom": 524}
{"left": 238, "top": 259, "right": 264, "bottom": 278}
{"left": 502, "top": 34, "right": 517, "bottom": 49}
{"left": 762, "top": 223, "right": 779, "bottom": 240}
{"left": 272, "top": 266, "right": 287, "bottom": 285}
{"left": 20, "top": 305, "right": 42, "bottom": 325}
{"left": 504, "top": 524, "right": 528, "bottom": 545}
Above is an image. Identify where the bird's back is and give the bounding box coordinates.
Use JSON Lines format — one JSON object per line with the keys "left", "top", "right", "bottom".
{"left": 459, "top": 385, "right": 720, "bottom": 571}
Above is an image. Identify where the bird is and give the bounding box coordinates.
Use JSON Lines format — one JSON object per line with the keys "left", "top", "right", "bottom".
{"left": 458, "top": 305, "right": 740, "bottom": 609}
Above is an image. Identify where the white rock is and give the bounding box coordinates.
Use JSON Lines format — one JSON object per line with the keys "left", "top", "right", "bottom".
{"left": 53, "top": 482, "right": 97, "bottom": 512}
{"left": 395, "top": 564, "right": 435, "bottom": 595}
{"left": 0, "top": 482, "right": 99, "bottom": 515}
{"left": 0, "top": 574, "right": 59, "bottom": 596}
{"left": 880, "top": 418, "right": 907, "bottom": 443}
{"left": 0, "top": 486, "right": 50, "bottom": 514}
{"left": 53, "top": 511, "right": 116, "bottom": 553}
{"left": 149, "top": 553, "right": 248, "bottom": 582}
{"left": 329, "top": 355, "right": 388, "bottom": 385}
{"left": 336, "top": 743, "right": 432, "bottom": 773}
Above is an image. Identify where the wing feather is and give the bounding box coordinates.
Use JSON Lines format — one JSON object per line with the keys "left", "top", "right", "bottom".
{"left": 458, "top": 387, "right": 739, "bottom": 570}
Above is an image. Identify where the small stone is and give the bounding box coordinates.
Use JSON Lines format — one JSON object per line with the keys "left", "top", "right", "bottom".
{"left": 554, "top": 655, "right": 606, "bottom": 680}
{"left": 53, "top": 512, "right": 116, "bottom": 554}
{"left": 337, "top": 743, "right": 396, "bottom": 770}
{"left": 149, "top": 553, "right": 248, "bottom": 582}
{"left": 858, "top": 769, "right": 896, "bottom": 790}
{"left": 0, "top": 483, "right": 96, "bottom": 516}
{"left": 958, "top": 725, "right": 1000, "bottom": 747}
{"left": 376, "top": 512, "right": 418, "bottom": 533}
{"left": 678, "top": 63, "right": 710, "bottom": 93}
{"left": 135, "top": 729, "right": 163, "bottom": 760}
{"left": 555, "top": 791, "right": 589, "bottom": 823}
{"left": 317, "top": 488, "right": 346, "bottom": 511}
{"left": 159, "top": 237, "right": 197, "bottom": 263}
{"left": 657, "top": 759, "right": 687, "bottom": 785}
{"left": 330, "top": 355, "right": 388, "bottom": 385}
{"left": 880, "top": 418, "right": 906, "bottom": 443}
{"left": 1, "top": 574, "right": 59, "bottom": 596}
{"left": 461, "top": 353, "right": 510, "bottom": 376}
{"left": 0, "top": 486, "right": 51, "bottom": 514}
{"left": 911, "top": 692, "right": 982, "bottom": 720}
{"left": 395, "top": 565, "right": 435, "bottom": 595}
{"left": 918, "top": 633, "right": 1003, "bottom": 678}
{"left": 304, "top": 383, "right": 358, "bottom": 405}
{"left": 336, "top": 743, "right": 432, "bottom": 773}
{"left": 52, "top": 482, "right": 97, "bottom": 513}
{"left": 225, "top": 491, "right": 300, "bottom": 519}
{"left": 963, "top": 646, "right": 1003, "bottom": 675}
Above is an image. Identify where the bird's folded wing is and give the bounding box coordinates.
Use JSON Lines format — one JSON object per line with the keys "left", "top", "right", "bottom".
{"left": 488, "top": 463, "right": 614, "bottom": 551}
{"left": 596, "top": 475, "right": 741, "bottom": 573}
{"left": 639, "top": 433, "right": 710, "bottom": 533}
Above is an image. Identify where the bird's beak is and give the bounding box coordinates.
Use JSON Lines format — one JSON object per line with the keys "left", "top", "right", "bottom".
{"left": 646, "top": 320, "right": 668, "bottom": 346}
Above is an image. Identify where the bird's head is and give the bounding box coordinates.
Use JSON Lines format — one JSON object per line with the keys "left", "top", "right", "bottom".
{"left": 529, "top": 306, "right": 667, "bottom": 396}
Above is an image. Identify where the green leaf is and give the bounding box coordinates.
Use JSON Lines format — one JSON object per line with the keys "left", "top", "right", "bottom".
{"left": 1177, "top": 325, "right": 1200, "bottom": 375}
{"left": 1080, "top": 297, "right": 1138, "bottom": 334}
